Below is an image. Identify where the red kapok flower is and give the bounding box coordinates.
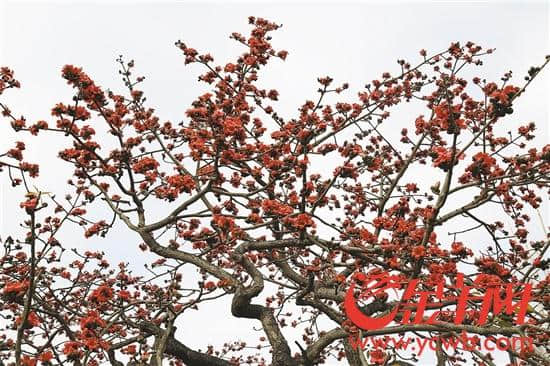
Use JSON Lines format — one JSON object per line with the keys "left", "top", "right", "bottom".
{"left": 63, "top": 341, "right": 83, "bottom": 360}
{"left": 2, "top": 280, "right": 29, "bottom": 301}
{"left": 370, "top": 349, "right": 386, "bottom": 365}
{"left": 38, "top": 351, "right": 53, "bottom": 363}
{"left": 21, "top": 355, "right": 37, "bottom": 366}
{"left": 411, "top": 245, "right": 426, "bottom": 259}
{"left": 80, "top": 310, "right": 106, "bottom": 330}
{"left": 287, "top": 213, "right": 315, "bottom": 230}
{"left": 89, "top": 284, "right": 114, "bottom": 303}
{"left": 20, "top": 198, "right": 39, "bottom": 213}
{"left": 16, "top": 311, "right": 41, "bottom": 328}
{"left": 132, "top": 157, "right": 159, "bottom": 174}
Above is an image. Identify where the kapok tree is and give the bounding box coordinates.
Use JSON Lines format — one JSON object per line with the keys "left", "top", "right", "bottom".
{"left": 1, "top": 16, "right": 549, "bottom": 366}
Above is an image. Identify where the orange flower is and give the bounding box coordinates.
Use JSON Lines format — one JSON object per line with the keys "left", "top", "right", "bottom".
{"left": 89, "top": 284, "right": 114, "bottom": 303}
{"left": 122, "top": 344, "right": 137, "bottom": 355}
{"left": 2, "top": 280, "right": 29, "bottom": 302}
{"left": 21, "top": 355, "right": 37, "bottom": 366}
{"left": 38, "top": 351, "right": 53, "bottom": 362}
{"left": 262, "top": 199, "right": 293, "bottom": 216}
{"left": 411, "top": 245, "right": 426, "bottom": 259}
{"left": 370, "top": 349, "right": 386, "bottom": 364}
{"left": 132, "top": 157, "right": 159, "bottom": 174}
{"left": 16, "top": 311, "right": 41, "bottom": 328}
{"left": 203, "top": 281, "right": 216, "bottom": 290}
{"left": 80, "top": 310, "right": 105, "bottom": 330}
{"left": 118, "top": 290, "right": 131, "bottom": 301}
{"left": 289, "top": 213, "right": 315, "bottom": 230}
{"left": 63, "top": 341, "right": 83, "bottom": 360}
{"left": 20, "top": 198, "right": 39, "bottom": 213}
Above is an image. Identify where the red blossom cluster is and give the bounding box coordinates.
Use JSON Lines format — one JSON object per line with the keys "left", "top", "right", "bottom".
{"left": 61, "top": 65, "right": 107, "bottom": 108}
{"left": 155, "top": 174, "right": 196, "bottom": 201}
{"left": 262, "top": 199, "right": 294, "bottom": 216}
{"left": 430, "top": 146, "right": 464, "bottom": 170}
{"left": 84, "top": 220, "right": 108, "bottom": 238}
{"left": 132, "top": 157, "right": 159, "bottom": 174}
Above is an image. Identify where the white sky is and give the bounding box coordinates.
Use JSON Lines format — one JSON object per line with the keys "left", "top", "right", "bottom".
{"left": 0, "top": 1, "right": 549, "bottom": 365}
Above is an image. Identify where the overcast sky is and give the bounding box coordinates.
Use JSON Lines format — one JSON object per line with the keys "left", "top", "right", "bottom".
{"left": 1, "top": 1, "right": 549, "bottom": 364}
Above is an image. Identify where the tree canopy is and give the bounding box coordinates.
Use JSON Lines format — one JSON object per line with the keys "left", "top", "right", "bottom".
{"left": 1, "top": 16, "right": 549, "bottom": 366}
